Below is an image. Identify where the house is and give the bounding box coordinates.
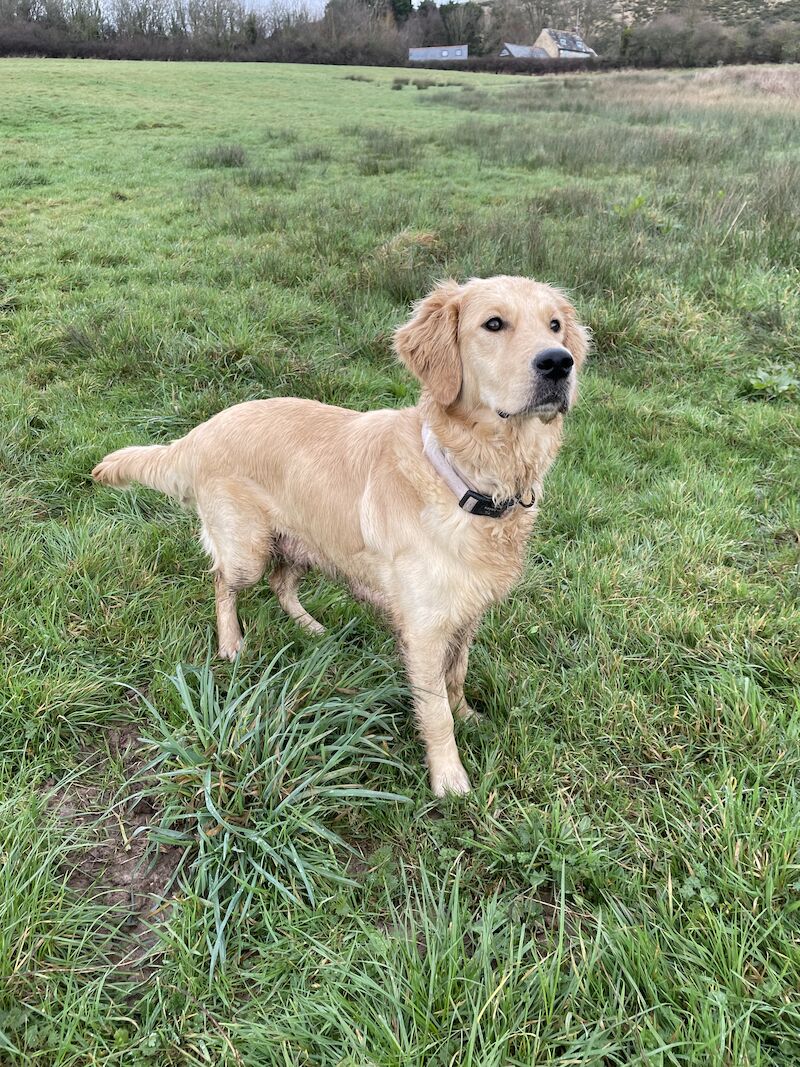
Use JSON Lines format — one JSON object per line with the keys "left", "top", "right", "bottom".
{"left": 498, "top": 43, "right": 549, "bottom": 58}
{"left": 533, "top": 28, "right": 597, "bottom": 60}
{"left": 408, "top": 45, "right": 469, "bottom": 62}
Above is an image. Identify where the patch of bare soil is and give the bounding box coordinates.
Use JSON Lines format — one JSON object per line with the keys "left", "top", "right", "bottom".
{"left": 46, "top": 723, "right": 181, "bottom": 975}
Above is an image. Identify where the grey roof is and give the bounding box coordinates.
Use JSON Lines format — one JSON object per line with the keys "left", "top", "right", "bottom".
{"left": 542, "top": 28, "right": 595, "bottom": 55}
{"left": 408, "top": 45, "right": 469, "bottom": 61}
{"left": 499, "top": 43, "right": 548, "bottom": 58}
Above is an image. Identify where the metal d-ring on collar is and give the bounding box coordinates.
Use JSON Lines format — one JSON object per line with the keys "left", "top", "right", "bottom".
{"left": 421, "top": 423, "right": 536, "bottom": 519}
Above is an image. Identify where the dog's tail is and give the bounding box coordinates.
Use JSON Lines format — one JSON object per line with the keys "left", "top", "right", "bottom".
{"left": 92, "top": 442, "right": 186, "bottom": 500}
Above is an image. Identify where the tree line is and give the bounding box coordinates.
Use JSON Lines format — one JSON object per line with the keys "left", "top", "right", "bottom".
{"left": 0, "top": 0, "right": 798, "bottom": 67}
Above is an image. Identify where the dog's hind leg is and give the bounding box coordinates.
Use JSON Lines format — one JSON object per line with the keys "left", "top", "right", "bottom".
{"left": 197, "top": 481, "right": 273, "bottom": 661}
{"left": 268, "top": 559, "right": 325, "bottom": 635}
{"left": 445, "top": 619, "right": 481, "bottom": 722}
{"left": 213, "top": 572, "right": 247, "bottom": 662}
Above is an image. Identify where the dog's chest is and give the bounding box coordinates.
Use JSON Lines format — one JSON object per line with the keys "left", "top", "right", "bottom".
{"left": 422, "top": 504, "right": 533, "bottom": 608}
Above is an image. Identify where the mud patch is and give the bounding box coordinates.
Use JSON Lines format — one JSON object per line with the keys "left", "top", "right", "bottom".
{"left": 47, "top": 723, "right": 181, "bottom": 974}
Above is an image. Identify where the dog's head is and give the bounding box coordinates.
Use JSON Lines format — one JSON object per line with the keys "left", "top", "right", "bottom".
{"left": 393, "top": 275, "right": 589, "bottom": 422}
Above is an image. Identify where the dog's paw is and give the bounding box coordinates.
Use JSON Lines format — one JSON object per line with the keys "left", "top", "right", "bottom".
{"left": 429, "top": 758, "right": 472, "bottom": 797}
{"left": 218, "top": 638, "right": 242, "bottom": 661}
{"left": 453, "top": 700, "right": 483, "bottom": 724}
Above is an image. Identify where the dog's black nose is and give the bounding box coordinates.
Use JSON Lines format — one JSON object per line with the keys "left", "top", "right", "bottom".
{"left": 533, "top": 347, "right": 574, "bottom": 381}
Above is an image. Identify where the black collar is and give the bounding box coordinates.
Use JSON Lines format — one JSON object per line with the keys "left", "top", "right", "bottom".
{"left": 457, "top": 487, "right": 535, "bottom": 518}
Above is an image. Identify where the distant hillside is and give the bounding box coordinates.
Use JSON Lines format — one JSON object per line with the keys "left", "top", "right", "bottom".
{"left": 612, "top": 0, "right": 800, "bottom": 25}
{"left": 569, "top": 0, "right": 800, "bottom": 60}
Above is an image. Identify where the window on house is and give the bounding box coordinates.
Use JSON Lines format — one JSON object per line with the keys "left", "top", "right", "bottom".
{"left": 455, "top": 49, "right": 462, "bottom": 56}
{"left": 441, "top": 49, "right": 448, "bottom": 56}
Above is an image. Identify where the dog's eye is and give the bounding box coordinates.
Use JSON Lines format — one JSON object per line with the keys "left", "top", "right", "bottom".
{"left": 550, "top": 318, "right": 561, "bottom": 333}
{"left": 483, "top": 317, "right": 504, "bottom": 332}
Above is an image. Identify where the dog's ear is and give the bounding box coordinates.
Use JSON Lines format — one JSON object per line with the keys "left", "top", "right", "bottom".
{"left": 558, "top": 295, "right": 591, "bottom": 367}
{"left": 394, "top": 280, "right": 463, "bottom": 407}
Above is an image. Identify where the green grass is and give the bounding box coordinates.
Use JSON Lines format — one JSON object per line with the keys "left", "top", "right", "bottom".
{"left": 1, "top": 59, "right": 799, "bottom": 1065}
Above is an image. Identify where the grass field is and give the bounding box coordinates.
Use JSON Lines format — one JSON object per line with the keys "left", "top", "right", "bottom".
{"left": 1, "top": 58, "right": 799, "bottom": 1065}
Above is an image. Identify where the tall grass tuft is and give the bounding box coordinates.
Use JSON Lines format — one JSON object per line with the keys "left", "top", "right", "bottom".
{"left": 354, "top": 126, "right": 422, "bottom": 175}
{"left": 189, "top": 143, "right": 248, "bottom": 169}
{"left": 292, "top": 142, "right": 333, "bottom": 163}
{"left": 129, "top": 635, "right": 409, "bottom": 975}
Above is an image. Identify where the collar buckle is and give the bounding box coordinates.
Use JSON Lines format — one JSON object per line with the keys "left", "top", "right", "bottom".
{"left": 458, "top": 489, "right": 517, "bottom": 518}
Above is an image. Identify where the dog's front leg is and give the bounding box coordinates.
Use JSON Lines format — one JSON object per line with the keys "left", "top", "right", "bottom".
{"left": 403, "top": 629, "right": 472, "bottom": 797}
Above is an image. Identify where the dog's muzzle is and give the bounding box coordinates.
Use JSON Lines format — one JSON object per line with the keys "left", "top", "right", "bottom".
{"left": 498, "top": 346, "right": 574, "bottom": 420}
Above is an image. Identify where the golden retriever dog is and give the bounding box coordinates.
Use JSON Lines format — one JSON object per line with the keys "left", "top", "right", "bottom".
{"left": 93, "top": 276, "right": 589, "bottom": 795}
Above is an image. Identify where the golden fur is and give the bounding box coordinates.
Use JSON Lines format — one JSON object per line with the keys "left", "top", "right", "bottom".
{"left": 93, "top": 275, "right": 589, "bottom": 795}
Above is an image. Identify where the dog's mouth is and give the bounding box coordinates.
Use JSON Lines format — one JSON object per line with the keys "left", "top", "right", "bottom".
{"left": 497, "top": 398, "right": 570, "bottom": 422}
{"left": 498, "top": 378, "right": 573, "bottom": 422}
